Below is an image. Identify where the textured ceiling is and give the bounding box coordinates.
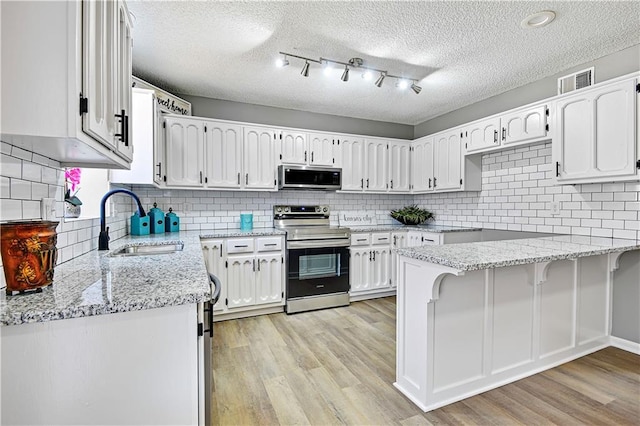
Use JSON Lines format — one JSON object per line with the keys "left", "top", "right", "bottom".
{"left": 127, "top": 1, "right": 640, "bottom": 125}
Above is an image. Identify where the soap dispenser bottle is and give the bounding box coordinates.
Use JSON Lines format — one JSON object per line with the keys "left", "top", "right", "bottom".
{"left": 149, "top": 202, "right": 165, "bottom": 234}
{"left": 165, "top": 207, "right": 180, "bottom": 232}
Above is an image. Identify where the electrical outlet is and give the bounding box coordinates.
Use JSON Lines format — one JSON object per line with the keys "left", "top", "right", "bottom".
{"left": 40, "top": 198, "right": 56, "bottom": 220}
{"left": 549, "top": 201, "right": 560, "bottom": 215}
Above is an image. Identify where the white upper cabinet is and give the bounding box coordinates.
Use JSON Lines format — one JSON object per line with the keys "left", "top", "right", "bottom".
{"left": 501, "top": 104, "right": 548, "bottom": 146}
{"left": 389, "top": 141, "right": 411, "bottom": 192}
{"left": 341, "top": 137, "right": 365, "bottom": 190}
{"left": 433, "top": 130, "right": 462, "bottom": 191}
{"left": 308, "top": 133, "right": 337, "bottom": 166}
{"left": 463, "top": 103, "right": 549, "bottom": 155}
{"left": 114, "top": 1, "right": 134, "bottom": 160}
{"left": 1, "top": 0, "right": 133, "bottom": 168}
{"left": 243, "top": 126, "right": 279, "bottom": 190}
{"left": 82, "top": 0, "right": 118, "bottom": 151}
{"left": 410, "top": 137, "right": 435, "bottom": 192}
{"left": 280, "top": 131, "right": 308, "bottom": 165}
{"left": 111, "top": 89, "right": 162, "bottom": 185}
{"left": 204, "top": 121, "right": 243, "bottom": 188}
{"left": 554, "top": 78, "right": 638, "bottom": 184}
{"left": 465, "top": 117, "right": 500, "bottom": 153}
{"left": 164, "top": 116, "right": 204, "bottom": 187}
{"left": 364, "top": 139, "right": 388, "bottom": 191}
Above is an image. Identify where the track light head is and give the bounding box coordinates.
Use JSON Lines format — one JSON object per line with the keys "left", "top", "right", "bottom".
{"left": 411, "top": 82, "right": 422, "bottom": 94}
{"left": 301, "top": 61, "right": 310, "bottom": 77}
{"left": 374, "top": 72, "right": 386, "bottom": 88}
{"left": 341, "top": 66, "right": 349, "bottom": 82}
{"left": 276, "top": 56, "right": 289, "bottom": 68}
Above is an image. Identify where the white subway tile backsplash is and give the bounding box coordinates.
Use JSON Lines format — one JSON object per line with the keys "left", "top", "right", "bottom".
{"left": 22, "top": 162, "right": 42, "bottom": 182}
{"left": 1, "top": 153, "right": 22, "bottom": 178}
{"left": 10, "top": 178, "right": 31, "bottom": 200}
{"left": 10, "top": 146, "right": 32, "bottom": 161}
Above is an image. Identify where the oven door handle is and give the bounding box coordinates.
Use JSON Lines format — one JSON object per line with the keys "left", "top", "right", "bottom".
{"left": 287, "top": 239, "right": 350, "bottom": 249}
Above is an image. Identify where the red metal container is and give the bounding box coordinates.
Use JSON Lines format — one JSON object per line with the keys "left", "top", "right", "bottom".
{"left": 1, "top": 221, "right": 59, "bottom": 295}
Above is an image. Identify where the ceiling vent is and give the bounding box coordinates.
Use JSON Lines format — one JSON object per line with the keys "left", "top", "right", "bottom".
{"left": 558, "top": 67, "right": 594, "bottom": 95}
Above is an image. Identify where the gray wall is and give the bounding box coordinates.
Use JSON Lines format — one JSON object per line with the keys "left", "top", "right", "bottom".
{"left": 179, "top": 95, "right": 414, "bottom": 140}
{"left": 414, "top": 44, "right": 640, "bottom": 138}
{"left": 612, "top": 251, "right": 640, "bottom": 344}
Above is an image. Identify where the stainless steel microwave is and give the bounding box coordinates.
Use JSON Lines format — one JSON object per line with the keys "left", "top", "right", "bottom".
{"left": 277, "top": 165, "right": 342, "bottom": 190}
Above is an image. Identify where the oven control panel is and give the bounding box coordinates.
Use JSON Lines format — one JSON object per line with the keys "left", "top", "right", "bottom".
{"left": 274, "top": 205, "right": 330, "bottom": 218}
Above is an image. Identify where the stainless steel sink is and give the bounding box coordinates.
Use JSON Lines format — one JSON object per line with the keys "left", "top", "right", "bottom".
{"left": 110, "top": 242, "right": 184, "bottom": 257}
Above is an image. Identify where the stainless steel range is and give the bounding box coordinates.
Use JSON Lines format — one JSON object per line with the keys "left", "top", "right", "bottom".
{"left": 274, "top": 205, "right": 351, "bottom": 314}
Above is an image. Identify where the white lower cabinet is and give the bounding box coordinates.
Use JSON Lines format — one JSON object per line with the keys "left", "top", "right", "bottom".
{"left": 350, "top": 232, "right": 393, "bottom": 299}
{"left": 201, "top": 236, "right": 285, "bottom": 319}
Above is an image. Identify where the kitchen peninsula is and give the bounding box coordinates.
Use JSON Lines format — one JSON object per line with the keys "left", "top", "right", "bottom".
{"left": 394, "top": 235, "right": 640, "bottom": 412}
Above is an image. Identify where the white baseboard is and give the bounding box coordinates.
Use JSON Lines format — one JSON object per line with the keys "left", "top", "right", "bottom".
{"left": 610, "top": 336, "right": 640, "bottom": 355}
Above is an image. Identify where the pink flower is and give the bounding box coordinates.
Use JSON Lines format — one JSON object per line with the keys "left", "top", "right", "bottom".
{"left": 65, "top": 168, "right": 82, "bottom": 192}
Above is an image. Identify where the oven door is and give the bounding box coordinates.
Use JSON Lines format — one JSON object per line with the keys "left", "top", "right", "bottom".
{"left": 287, "top": 245, "right": 350, "bottom": 298}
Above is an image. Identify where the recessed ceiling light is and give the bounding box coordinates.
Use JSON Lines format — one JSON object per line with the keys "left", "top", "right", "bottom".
{"left": 521, "top": 10, "right": 556, "bottom": 29}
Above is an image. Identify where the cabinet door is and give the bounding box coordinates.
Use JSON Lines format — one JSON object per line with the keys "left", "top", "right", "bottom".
{"left": 341, "top": 137, "right": 365, "bottom": 190}
{"left": 407, "top": 231, "right": 424, "bottom": 247}
{"left": 256, "top": 254, "right": 284, "bottom": 305}
{"left": 82, "top": 0, "right": 117, "bottom": 149}
{"left": 364, "top": 139, "right": 388, "bottom": 191}
{"left": 389, "top": 141, "right": 411, "bottom": 192}
{"left": 243, "top": 126, "right": 278, "bottom": 189}
{"left": 465, "top": 117, "right": 500, "bottom": 153}
{"left": 153, "top": 100, "right": 165, "bottom": 186}
{"left": 204, "top": 122, "right": 243, "bottom": 188}
{"left": 165, "top": 117, "right": 204, "bottom": 187}
{"left": 370, "top": 247, "right": 391, "bottom": 289}
{"left": 281, "top": 131, "right": 308, "bottom": 165}
{"left": 502, "top": 105, "right": 547, "bottom": 145}
{"left": 556, "top": 79, "right": 637, "bottom": 182}
{"left": 434, "top": 130, "right": 462, "bottom": 191}
{"left": 391, "top": 232, "right": 407, "bottom": 288}
{"left": 349, "top": 248, "right": 371, "bottom": 292}
{"left": 201, "top": 240, "right": 226, "bottom": 312}
{"left": 226, "top": 255, "right": 256, "bottom": 309}
{"left": 411, "top": 138, "right": 435, "bottom": 192}
{"left": 309, "top": 133, "right": 335, "bottom": 166}
{"left": 114, "top": 0, "right": 133, "bottom": 161}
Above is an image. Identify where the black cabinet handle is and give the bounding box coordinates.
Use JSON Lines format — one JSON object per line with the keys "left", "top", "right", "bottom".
{"left": 379, "top": 238, "right": 388, "bottom": 241}
{"left": 156, "top": 162, "right": 162, "bottom": 178}
{"left": 373, "top": 251, "right": 376, "bottom": 261}
{"left": 502, "top": 128, "right": 506, "bottom": 141}
{"left": 234, "top": 245, "right": 248, "bottom": 248}
{"left": 393, "top": 235, "right": 397, "bottom": 245}
{"left": 361, "top": 178, "right": 364, "bottom": 188}
{"left": 304, "top": 151, "right": 307, "bottom": 162}
{"left": 366, "top": 178, "right": 369, "bottom": 188}
{"left": 556, "top": 161, "right": 560, "bottom": 177}
{"left": 245, "top": 173, "right": 249, "bottom": 185}
{"left": 219, "top": 244, "right": 223, "bottom": 257}
{"left": 124, "top": 114, "right": 129, "bottom": 146}
{"left": 369, "top": 251, "right": 372, "bottom": 261}
{"left": 356, "top": 238, "right": 367, "bottom": 242}
{"left": 428, "top": 178, "right": 432, "bottom": 188}
{"left": 311, "top": 152, "right": 314, "bottom": 163}
{"left": 390, "top": 180, "right": 393, "bottom": 189}
{"left": 237, "top": 173, "right": 240, "bottom": 184}
{"left": 433, "top": 177, "right": 437, "bottom": 188}
{"left": 200, "top": 171, "right": 203, "bottom": 184}
{"left": 494, "top": 129, "right": 498, "bottom": 143}
{"left": 114, "top": 109, "right": 126, "bottom": 144}
{"left": 252, "top": 259, "right": 255, "bottom": 272}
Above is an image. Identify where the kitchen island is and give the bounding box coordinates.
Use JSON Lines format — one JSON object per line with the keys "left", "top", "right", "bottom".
{"left": 1, "top": 231, "right": 212, "bottom": 425}
{"left": 394, "top": 235, "right": 640, "bottom": 412}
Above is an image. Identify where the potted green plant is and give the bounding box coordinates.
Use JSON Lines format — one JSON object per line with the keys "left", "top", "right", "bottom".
{"left": 390, "top": 205, "right": 434, "bottom": 225}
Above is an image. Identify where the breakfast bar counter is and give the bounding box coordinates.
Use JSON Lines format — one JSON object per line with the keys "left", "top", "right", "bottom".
{"left": 394, "top": 235, "right": 640, "bottom": 412}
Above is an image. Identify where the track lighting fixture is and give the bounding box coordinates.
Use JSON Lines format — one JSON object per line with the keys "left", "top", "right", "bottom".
{"left": 341, "top": 66, "right": 349, "bottom": 82}
{"left": 301, "top": 61, "right": 310, "bottom": 77}
{"left": 277, "top": 51, "right": 421, "bottom": 94}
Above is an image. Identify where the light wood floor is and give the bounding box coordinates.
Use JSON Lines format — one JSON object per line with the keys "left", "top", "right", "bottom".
{"left": 211, "top": 297, "right": 640, "bottom": 425}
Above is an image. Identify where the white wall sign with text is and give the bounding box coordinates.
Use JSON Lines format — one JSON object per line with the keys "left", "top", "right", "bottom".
{"left": 338, "top": 212, "right": 377, "bottom": 227}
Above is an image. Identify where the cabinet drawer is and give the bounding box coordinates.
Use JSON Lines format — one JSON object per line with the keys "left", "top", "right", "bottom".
{"left": 371, "top": 232, "right": 391, "bottom": 245}
{"left": 226, "top": 238, "right": 255, "bottom": 254}
{"left": 350, "top": 234, "right": 371, "bottom": 246}
{"left": 256, "top": 237, "right": 282, "bottom": 252}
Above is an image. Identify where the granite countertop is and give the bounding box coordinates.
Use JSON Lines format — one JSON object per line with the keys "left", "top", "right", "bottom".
{"left": 1, "top": 231, "right": 211, "bottom": 326}
{"left": 346, "top": 224, "right": 482, "bottom": 233}
{"left": 396, "top": 235, "right": 640, "bottom": 271}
